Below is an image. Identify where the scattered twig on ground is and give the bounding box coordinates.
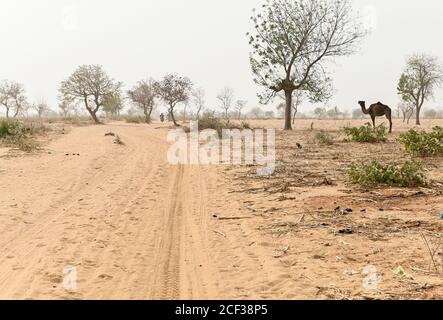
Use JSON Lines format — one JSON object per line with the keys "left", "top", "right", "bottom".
{"left": 218, "top": 216, "right": 253, "bottom": 220}
{"left": 213, "top": 229, "right": 226, "bottom": 237}
{"left": 420, "top": 232, "right": 441, "bottom": 274}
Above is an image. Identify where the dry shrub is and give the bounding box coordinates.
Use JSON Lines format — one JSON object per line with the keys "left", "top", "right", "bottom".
{"left": 314, "top": 131, "right": 334, "bottom": 145}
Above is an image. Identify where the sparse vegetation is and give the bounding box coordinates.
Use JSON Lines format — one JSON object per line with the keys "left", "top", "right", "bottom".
{"left": 124, "top": 116, "right": 145, "bottom": 124}
{"left": 197, "top": 114, "right": 251, "bottom": 137}
{"left": 343, "top": 123, "right": 387, "bottom": 143}
{"left": 0, "top": 119, "right": 48, "bottom": 152}
{"left": 398, "top": 126, "right": 443, "bottom": 157}
{"left": 314, "top": 131, "right": 334, "bottom": 145}
{"left": 348, "top": 160, "right": 427, "bottom": 187}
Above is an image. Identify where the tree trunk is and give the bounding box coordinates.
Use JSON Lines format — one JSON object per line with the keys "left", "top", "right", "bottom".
{"left": 143, "top": 109, "right": 150, "bottom": 123}
{"left": 292, "top": 106, "right": 298, "bottom": 124}
{"left": 416, "top": 105, "right": 421, "bottom": 125}
{"left": 169, "top": 106, "right": 178, "bottom": 126}
{"left": 284, "top": 90, "right": 293, "bottom": 130}
{"left": 87, "top": 109, "right": 101, "bottom": 124}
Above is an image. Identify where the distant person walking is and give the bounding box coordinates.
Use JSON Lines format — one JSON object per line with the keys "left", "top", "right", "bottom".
{"left": 160, "top": 113, "right": 165, "bottom": 123}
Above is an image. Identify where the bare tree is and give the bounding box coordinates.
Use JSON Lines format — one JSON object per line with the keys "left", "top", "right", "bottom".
{"left": 291, "top": 91, "right": 305, "bottom": 123}
{"left": 154, "top": 74, "right": 193, "bottom": 126}
{"left": 192, "top": 88, "right": 205, "bottom": 120}
{"left": 397, "top": 54, "right": 443, "bottom": 125}
{"left": 276, "top": 102, "right": 285, "bottom": 118}
{"left": 235, "top": 100, "right": 247, "bottom": 120}
{"left": 127, "top": 79, "right": 157, "bottom": 123}
{"left": 249, "top": 106, "right": 263, "bottom": 119}
{"left": 314, "top": 107, "right": 327, "bottom": 119}
{"left": 248, "top": 0, "right": 366, "bottom": 130}
{"left": 59, "top": 65, "right": 122, "bottom": 124}
{"left": 326, "top": 106, "right": 343, "bottom": 119}
{"left": 58, "top": 99, "right": 73, "bottom": 118}
{"left": 424, "top": 108, "right": 437, "bottom": 119}
{"left": 397, "top": 102, "right": 414, "bottom": 124}
{"left": 264, "top": 110, "right": 275, "bottom": 118}
{"left": 217, "top": 87, "right": 234, "bottom": 119}
{"left": 0, "top": 80, "right": 27, "bottom": 118}
{"left": 33, "top": 98, "right": 50, "bottom": 119}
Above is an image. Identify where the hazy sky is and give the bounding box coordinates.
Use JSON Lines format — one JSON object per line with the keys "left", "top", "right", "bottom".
{"left": 0, "top": 0, "right": 442, "bottom": 115}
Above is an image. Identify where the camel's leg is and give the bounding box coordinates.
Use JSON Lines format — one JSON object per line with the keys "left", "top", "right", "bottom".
{"left": 386, "top": 113, "right": 392, "bottom": 133}
{"left": 371, "top": 115, "right": 376, "bottom": 131}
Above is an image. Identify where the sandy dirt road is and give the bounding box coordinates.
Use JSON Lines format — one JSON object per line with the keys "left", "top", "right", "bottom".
{"left": 1, "top": 120, "right": 441, "bottom": 300}
{"left": 0, "top": 123, "right": 222, "bottom": 299}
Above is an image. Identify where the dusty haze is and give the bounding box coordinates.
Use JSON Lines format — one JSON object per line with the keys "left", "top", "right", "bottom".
{"left": 0, "top": 0, "right": 442, "bottom": 115}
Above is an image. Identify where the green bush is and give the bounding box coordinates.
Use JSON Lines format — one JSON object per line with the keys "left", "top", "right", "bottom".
{"left": 0, "top": 120, "right": 22, "bottom": 138}
{"left": 398, "top": 127, "right": 443, "bottom": 157}
{"left": 314, "top": 131, "right": 334, "bottom": 145}
{"left": 343, "top": 123, "right": 387, "bottom": 143}
{"left": 348, "top": 160, "right": 427, "bottom": 187}
{"left": 0, "top": 119, "right": 45, "bottom": 152}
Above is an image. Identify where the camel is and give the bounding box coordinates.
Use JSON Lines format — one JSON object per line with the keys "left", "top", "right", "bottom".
{"left": 358, "top": 101, "right": 393, "bottom": 133}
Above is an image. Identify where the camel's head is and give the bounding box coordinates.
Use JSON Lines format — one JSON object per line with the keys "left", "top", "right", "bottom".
{"left": 358, "top": 101, "right": 366, "bottom": 108}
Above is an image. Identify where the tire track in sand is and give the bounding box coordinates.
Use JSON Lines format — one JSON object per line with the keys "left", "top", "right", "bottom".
{"left": 151, "top": 165, "right": 184, "bottom": 299}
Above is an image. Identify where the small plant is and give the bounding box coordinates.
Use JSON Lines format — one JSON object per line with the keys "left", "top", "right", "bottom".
{"left": 114, "top": 135, "right": 125, "bottom": 145}
{"left": 240, "top": 121, "right": 251, "bottom": 130}
{"left": 348, "top": 160, "right": 427, "bottom": 187}
{"left": 398, "top": 127, "right": 443, "bottom": 157}
{"left": 314, "top": 131, "right": 334, "bottom": 145}
{"left": 343, "top": 123, "right": 386, "bottom": 143}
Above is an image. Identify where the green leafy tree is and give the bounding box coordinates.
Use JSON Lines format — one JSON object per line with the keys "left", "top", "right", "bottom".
{"left": 59, "top": 65, "right": 122, "bottom": 123}
{"left": 102, "top": 91, "right": 123, "bottom": 119}
{"left": 397, "top": 54, "right": 443, "bottom": 125}
{"left": 248, "top": 0, "right": 366, "bottom": 130}
{"left": 127, "top": 79, "right": 157, "bottom": 123}
{"left": 154, "top": 74, "right": 193, "bottom": 126}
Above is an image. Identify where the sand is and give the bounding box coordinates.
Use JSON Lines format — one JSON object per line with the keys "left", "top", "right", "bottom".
{"left": 0, "top": 119, "right": 441, "bottom": 299}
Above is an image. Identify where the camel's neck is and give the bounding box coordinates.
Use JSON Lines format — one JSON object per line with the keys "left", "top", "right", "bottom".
{"left": 360, "top": 105, "right": 369, "bottom": 114}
